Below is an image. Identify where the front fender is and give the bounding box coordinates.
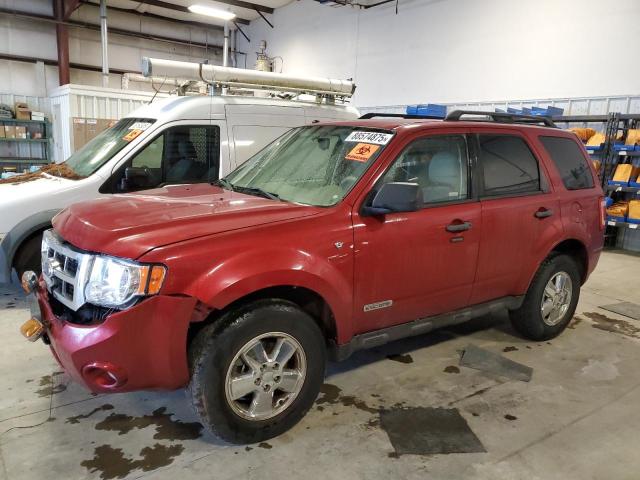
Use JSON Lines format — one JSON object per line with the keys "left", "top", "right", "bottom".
{"left": 191, "top": 246, "right": 354, "bottom": 343}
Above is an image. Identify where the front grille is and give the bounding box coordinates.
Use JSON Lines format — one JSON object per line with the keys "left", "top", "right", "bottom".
{"left": 41, "top": 230, "right": 92, "bottom": 312}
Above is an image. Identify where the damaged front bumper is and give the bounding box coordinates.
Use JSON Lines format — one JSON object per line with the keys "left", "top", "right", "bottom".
{"left": 21, "top": 277, "right": 198, "bottom": 394}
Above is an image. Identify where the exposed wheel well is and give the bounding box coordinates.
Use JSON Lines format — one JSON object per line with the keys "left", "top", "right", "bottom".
{"left": 11, "top": 228, "right": 47, "bottom": 272}
{"left": 188, "top": 286, "right": 338, "bottom": 349}
{"left": 551, "top": 239, "right": 588, "bottom": 284}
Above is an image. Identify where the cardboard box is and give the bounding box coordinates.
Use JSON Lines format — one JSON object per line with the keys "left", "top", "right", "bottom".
{"left": 4, "top": 125, "right": 16, "bottom": 139}
{"left": 31, "top": 111, "right": 45, "bottom": 122}
{"left": 14, "top": 102, "right": 31, "bottom": 120}
{"left": 72, "top": 117, "right": 86, "bottom": 151}
{"left": 0, "top": 125, "right": 5, "bottom": 138}
{"left": 629, "top": 200, "right": 640, "bottom": 222}
{"left": 15, "top": 126, "right": 26, "bottom": 139}
{"left": 612, "top": 164, "right": 634, "bottom": 184}
{"left": 86, "top": 118, "right": 98, "bottom": 142}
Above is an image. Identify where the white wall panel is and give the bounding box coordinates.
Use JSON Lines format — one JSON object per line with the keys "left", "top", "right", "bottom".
{"left": 240, "top": 0, "right": 640, "bottom": 108}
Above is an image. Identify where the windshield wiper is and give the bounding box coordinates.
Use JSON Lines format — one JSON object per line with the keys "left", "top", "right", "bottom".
{"left": 233, "top": 185, "right": 281, "bottom": 201}
{"left": 212, "top": 178, "right": 234, "bottom": 190}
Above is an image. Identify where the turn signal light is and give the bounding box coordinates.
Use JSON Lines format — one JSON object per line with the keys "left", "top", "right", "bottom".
{"left": 148, "top": 266, "right": 166, "bottom": 295}
{"left": 20, "top": 317, "right": 44, "bottom": 342}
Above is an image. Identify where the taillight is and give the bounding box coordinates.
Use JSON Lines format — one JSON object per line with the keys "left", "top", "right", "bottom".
{"left": 599, "top": 197, "right": 606, "bottom": 230}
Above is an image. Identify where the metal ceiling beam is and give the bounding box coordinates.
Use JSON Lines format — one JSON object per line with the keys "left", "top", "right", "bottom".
{"left": 136, "top": 0, "right": 250, "bottom": 24}
{"left": 79, "top": 1, "right": 224, "bottom": 32}
{"left": 212, "top": 0, "right": 274, "bottom": 14}
{"left": 0, "top": 8, "right": 233, "bottom": 54}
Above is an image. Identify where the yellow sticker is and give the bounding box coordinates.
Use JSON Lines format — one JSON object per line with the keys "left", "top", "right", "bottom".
{"left": 345, "top": 143, "right": 380, "bottom": 162}
{"left": 122, "top": 129, "right": 143, "bottom": 142}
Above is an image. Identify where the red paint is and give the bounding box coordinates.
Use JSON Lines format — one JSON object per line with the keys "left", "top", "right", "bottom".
{"left": 41, "top": 119, "right": 603, "bottom": 393}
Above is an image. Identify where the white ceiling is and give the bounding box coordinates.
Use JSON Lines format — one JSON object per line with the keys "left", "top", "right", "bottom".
{"left": 104, "top": 0, "right": 294, "bottom": 27}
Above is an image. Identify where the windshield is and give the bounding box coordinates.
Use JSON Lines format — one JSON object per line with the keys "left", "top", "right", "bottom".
{"left": 224, "top": 125, "right": 393, "bottom": 206}
{"left": 62, "top": 118, "right": 156, "bottom": 177}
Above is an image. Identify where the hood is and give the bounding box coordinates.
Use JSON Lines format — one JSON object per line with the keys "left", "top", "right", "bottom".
{"left": 53, "top": 183, "right": 322, "bottom": 259}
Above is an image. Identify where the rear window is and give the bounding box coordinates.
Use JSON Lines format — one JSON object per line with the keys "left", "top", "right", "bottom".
{"left": 539, "top": 136, "right": 594, "bottom": 190}
{"left": 478, "top": 134, "right": 541, "bottom": 196}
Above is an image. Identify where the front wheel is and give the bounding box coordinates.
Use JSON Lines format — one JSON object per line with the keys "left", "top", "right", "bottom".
{"left": 510, "top": 254, "right": 581, "bottom": 341}
{"left": 188, "top": 299, "right": 326, "bottom": 444}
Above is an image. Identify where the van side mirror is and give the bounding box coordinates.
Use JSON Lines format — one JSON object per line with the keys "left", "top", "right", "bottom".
{"left": 362, "top": 182, "right": 423, "bottom": 216}
{"left": 124, "top": 167, "right": 153, "bottom": 189}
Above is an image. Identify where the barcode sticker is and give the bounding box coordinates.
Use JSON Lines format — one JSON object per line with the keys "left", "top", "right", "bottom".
{"left": 345, "top": 131, "right": 393, "bottom": 145}
{"left": 607, "top": 221, "right": 616, "bottom": 226}
{"left": 630, "top": 224, "right": 638, "bottom": 229}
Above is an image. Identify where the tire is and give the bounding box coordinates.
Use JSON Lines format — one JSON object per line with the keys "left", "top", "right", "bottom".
{"left": 510, "top": 254, "right": 581, "bottom": 341}
{"left": 188, "top": 299, "right": 326, "bottom": 444}
{"left": 13, "top": 233, "right": 43, "bottom": 280}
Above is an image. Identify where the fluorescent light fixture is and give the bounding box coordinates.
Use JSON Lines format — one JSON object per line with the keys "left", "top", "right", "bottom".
{"left": 188, "top": 4, "right": 236, "bottom": 20}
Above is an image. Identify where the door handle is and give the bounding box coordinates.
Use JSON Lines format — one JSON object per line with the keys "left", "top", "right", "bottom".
{"left": 446, "top": 221, "right": 472, "bottom": 233}
{"left": 534, "top": 208, "right": 553, "bottom": 219}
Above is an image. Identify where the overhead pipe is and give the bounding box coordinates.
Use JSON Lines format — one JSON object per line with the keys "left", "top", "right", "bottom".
{"left": 100, "top": 0, "right": 109, "bottom": 87}
{"left": 142, "top": 57, "right": 356, "bottom": 97}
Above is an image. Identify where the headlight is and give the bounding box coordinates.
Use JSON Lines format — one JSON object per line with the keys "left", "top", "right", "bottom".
{"left": 84, "top": 256, "right": 166, "bottom": 309}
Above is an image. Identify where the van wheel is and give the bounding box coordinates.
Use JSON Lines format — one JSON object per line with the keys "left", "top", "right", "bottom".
{"left": 13, "top": 233, "right": 43, "bottom": 279}
{"left": 510, "top": 254, "right": 580, "bottom": 341}
{"left": 188, "top": 299, "right": 326, "bottom": 444}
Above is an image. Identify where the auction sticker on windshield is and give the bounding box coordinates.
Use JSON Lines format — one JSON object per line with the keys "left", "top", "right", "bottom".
{"left": 345, "top": 131, "right": 393, "bottom": 145}
{"left": 345, "top": 143, "right": 380, "bottom": 162}
{"left": 129, "top": 122, "right": 153, "bottom": 131}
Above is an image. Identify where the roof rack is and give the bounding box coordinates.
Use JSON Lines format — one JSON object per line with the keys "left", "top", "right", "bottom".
{"left": 359, "top": 113, "right": 444, "bottom": 120}
{"left": 445, "top": 110, "right": 557, "bottom": 128}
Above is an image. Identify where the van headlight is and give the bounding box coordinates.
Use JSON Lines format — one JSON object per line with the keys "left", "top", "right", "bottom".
{"left": 84, "top": 256, "right": 166, "bottom": 309}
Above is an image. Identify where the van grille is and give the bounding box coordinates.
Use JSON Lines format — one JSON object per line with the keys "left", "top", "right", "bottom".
{"left": 41, "top": 230, "right": 92, "bottom": 312}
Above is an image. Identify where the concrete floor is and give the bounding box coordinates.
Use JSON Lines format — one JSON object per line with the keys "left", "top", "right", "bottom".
{"left": 1, "top": 250, "right": 640, "bottom": 480}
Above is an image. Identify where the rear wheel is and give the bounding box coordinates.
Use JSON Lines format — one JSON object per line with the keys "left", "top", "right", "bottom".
{"left": 13, "top": 233, "right": 43, "bottom": 280}
{"left": 510, "top": 254, "right": 580, "bottom": 341}
{"left": 188, "top": 299, "right": 326, "bottom": 444}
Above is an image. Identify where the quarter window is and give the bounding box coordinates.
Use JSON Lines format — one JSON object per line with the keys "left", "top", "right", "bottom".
{"left": 381, "top": 135, "right": 469, "bottom": 204}
{"left": 539, "top": 136, "right": 594, "bottom": 190}
{"left": 479, "top": 134, "right": 541, "bottom": 196}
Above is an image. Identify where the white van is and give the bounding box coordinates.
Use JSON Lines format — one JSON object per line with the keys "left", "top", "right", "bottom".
{"left": 0, "top": 95, "right": 359, "bottom": 282}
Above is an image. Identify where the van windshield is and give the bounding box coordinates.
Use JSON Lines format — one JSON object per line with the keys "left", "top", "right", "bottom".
{"left": 224, "top": 125, "right": 393, "bottom": 206}
{"left": 61, "top": 118, "right": 156, "bottom": 178}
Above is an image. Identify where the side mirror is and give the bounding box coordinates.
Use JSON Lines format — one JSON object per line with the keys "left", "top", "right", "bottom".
{"left": 362, "top": 182, "right": 423, "bottom": 216}
{"left": 124, "top": 167, "right": 153, "bottom": 189}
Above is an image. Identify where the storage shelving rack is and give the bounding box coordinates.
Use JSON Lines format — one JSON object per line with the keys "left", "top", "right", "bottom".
{"left": 0, "top": 118, "right": 52, "bottom": 172}
{"left": 553, "top": 113, "right": 640, "bottom": 247}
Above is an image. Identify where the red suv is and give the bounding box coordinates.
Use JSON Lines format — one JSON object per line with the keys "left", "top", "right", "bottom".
{"left": 22, "top": 111, "right": 604, "bottom": 443}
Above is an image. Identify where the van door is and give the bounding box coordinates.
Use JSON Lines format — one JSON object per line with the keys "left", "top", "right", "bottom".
{"left": 104, "top": 120, "right": 228, "bottom": 193}
{"left": 224, "top": 104, "right": 304, "bottom": 172}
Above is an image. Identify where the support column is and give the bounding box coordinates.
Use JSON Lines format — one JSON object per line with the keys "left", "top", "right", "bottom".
{"left": 53, "top": 0, "right": 70, "bottom": 86}
{"left": 100, "top": 0, "right": 109, "bottom": 87}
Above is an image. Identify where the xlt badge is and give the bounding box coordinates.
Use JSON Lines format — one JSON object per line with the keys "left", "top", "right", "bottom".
{"left": 363, "top": 300, "right": 393, "bottom": 312}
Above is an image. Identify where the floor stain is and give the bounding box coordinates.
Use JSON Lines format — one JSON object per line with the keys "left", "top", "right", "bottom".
{"left": 502, "top": 346, "right": 518, "bottom": 352}
{"left": 81, "top": 443, "right": 184, "bottom": 480}
{"left": 386, "top": 353, "right": 414, "bottom": 364}
{"left": 504, "top": 414, "right": 517, "bottom": 421}
{"left": 245, "top": 446, "right": 253, "bottom": 451}
{"left": 94, "top": 407, "right": 203, "bottom": 440}
{"left": 444, "top": 365, "right": 460, "bottom": 374}
{"left": 258, "top": 442, "right": 272, "bottom": 449}
{"left": 316, "top": 384, "right": 379, "bottom": 414}
{"left": 380, "top": 407, "right": 486, "bottom": 455}
{"left": 35, "top": 373, "right": 67, "bottom": 397}
{"left": 568, "top": 317, "right": 582, "bottom": 329}
{"left": 66, "top": 404, "right": 115, "bottom": 425}
{"left": 583, "top": 312, "right": 640, "bottom": 339}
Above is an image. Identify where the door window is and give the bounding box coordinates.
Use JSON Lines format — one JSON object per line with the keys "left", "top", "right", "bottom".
{"left": 115, "top": 125, "right": 220, "bottom": 192}
{"left": 478, "top": 134, "right": 541, "bottom": 196}
{"left": 381, "top": 135, "right": 469, "bottom": 204}
{"left": 539, "top": 136, "right": 594, "bottom": 190}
